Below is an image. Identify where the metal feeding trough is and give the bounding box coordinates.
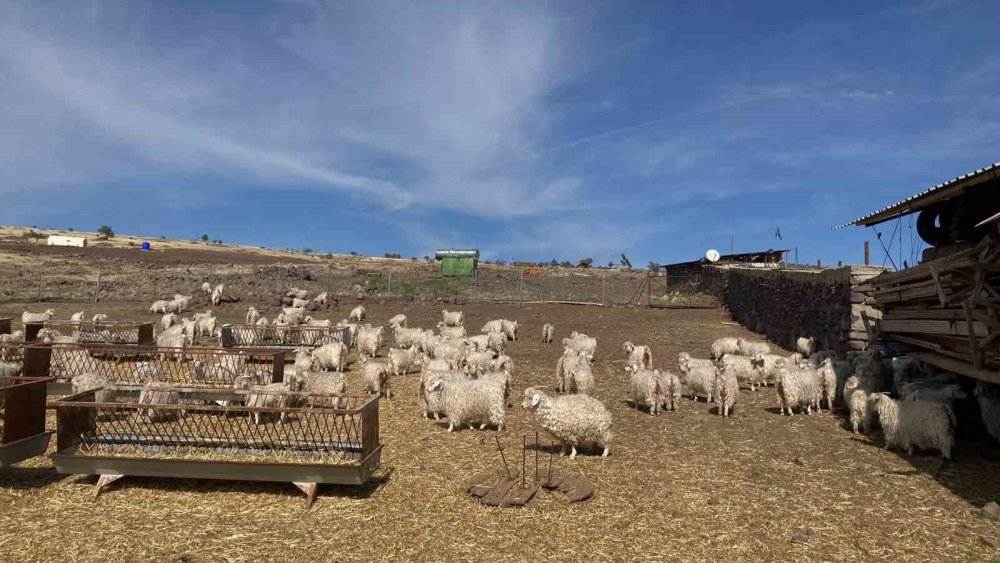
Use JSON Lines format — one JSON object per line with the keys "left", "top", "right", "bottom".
{"left": 465, "top": 435, "right": 595, "bottom": 507}
{"left": 22, "top": 343, "right": 287, "bottom": 396}
{"left": 50, "top": 388, "right": 382, "bottom": 508}
{"left": 220, "top": 324, "right": 352, "bottom": 351}
{"left": 0, "top": 377, "right": 55, "bottom": 467}
{"left": 24, "top": 321, "right": 155, "bottom": 345}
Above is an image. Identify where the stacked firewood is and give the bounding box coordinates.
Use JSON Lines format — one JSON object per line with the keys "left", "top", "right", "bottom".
{"left": 868, "top": 236, "right": 1000, "bottom": 376}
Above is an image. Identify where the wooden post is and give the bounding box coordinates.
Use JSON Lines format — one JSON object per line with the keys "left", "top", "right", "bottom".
{"left": 864, "top": 241, "right": 870, "bottom": 266}
{"left": 795, "top": 247, "right": 799, "bottom": 265}
{"left": 601, "top": 276, "right": 606, "bottom": 304}
{"left": 22, "top": 343, "right": 52, "bottom": 378}
{"left": 94, "top": 266, "right": 103, "bottom": 303}
{"left": 387, "top": 272, "right": 392, "bottom": 296}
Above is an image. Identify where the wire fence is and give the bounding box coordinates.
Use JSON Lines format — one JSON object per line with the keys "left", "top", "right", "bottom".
{"left": 0, "top": 263, "right": 713, "bottom": 307}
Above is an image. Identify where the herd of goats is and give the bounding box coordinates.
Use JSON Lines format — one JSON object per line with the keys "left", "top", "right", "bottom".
{"left": 8, "top": 284, "right": 1000, "bottom": 462}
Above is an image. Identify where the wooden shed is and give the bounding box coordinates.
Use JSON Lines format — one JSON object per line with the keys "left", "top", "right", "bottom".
{"left": 841, "top": 161, "right": 1000, "bottom": 384}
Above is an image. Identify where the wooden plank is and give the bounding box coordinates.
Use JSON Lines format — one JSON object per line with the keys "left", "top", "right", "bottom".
{"left": 503, "top": 485, "right": 539, "bottom": 507}
{"left": 883, "top": 309, "right": 966, "bottom": 321}
{"left": 909, "top": 351, "right": 1000, "bottom": 385}
{"left": 928, "top": 263, "right": 945, "bottom": 306}
{"left": 540, "top": 470, "right": 568, "bottom": 490}
{"left": 963, "top": 301, "right": 983, "bottom": 369}
{"left": 480, "top": 478, "right": 518, "bottom": 506}
{"left": 861, "top": 310, "right": 877, "bottom": 342}
{"left": 878, "top": 319, "right": 988, "bottom": 338}
{"left": 465, "top": 473, "right": 494, "bottom": 495}
{"left": 564, "top": 478, "right": 595, "bottom": 503}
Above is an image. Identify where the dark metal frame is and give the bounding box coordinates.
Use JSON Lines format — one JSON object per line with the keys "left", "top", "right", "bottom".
{"left": 0, "top": 376, "right": 55, "bottom": 467}
{"left": 50, "top": 388, "right": 381, "bottom": 507}
{"left": 0, "top": 318, "right": 11, "bottom": 335}
{"left": 25, "top": 321, "right": 155, "bottom": 345}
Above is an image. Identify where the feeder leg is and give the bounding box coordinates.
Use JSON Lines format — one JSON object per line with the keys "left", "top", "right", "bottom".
{"left": 293, "top": 482, "right": 319, "bottom": 509}
{"left": 93, "top": 473, "right": 124, "bottom": 499}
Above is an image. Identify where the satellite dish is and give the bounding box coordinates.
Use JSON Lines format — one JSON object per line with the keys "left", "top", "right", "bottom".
{"left": 705, "top": 249, "right": 721, "bottom": 263}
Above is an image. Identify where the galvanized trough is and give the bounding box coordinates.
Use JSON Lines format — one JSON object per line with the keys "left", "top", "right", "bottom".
{"left": 220, "top": 324, "right": 351, "bottom": 351}
{"left": 25, "top": 321, "right": 155, "bottom": 345}
{"left": 51, "top": 388, "right": 381, "bottom": 507}
{"left": 0, "top": 376, "right": 55, "bottom": 467}
{"left": 23, "top": 343, "right": 287, "bottom": 395}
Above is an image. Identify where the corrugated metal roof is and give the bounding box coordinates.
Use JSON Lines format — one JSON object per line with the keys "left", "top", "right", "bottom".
{"left": 659, "top": 249, "right": 788, "bottom": 269}
{"left": 835, "top": 160, "right": 1000, "bottom": 229}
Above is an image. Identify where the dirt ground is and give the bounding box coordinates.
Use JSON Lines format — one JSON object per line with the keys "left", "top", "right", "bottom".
{"left": 0, "top": 242, "right": 317, "bottom": 266}
{"left": 0, "top": 299, "right": 998, "bottom": 561}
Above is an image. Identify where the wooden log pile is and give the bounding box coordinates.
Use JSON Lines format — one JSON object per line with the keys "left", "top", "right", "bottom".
{"left": 868, "top": 236, "right": 1000, "bottom": 384}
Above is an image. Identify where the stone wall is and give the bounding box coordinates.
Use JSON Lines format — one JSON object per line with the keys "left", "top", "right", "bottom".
{"left": 703, "top": 265, "right": 885, "bottom": 352}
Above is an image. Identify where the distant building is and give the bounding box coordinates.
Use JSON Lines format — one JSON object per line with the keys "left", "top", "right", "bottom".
{"left": 434, "top": 249, "right": 479, "bottom": 277}
{"left": 47, "top": 235, "right": 87, "bottom": 248}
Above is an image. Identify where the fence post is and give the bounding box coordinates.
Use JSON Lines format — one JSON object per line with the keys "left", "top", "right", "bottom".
{"left": 602, "top": 276, "right": 606, "bottom": 305}
{"left": 36, "top": 276, "right": 42, "bottom": 302}
{"left": 387, "top": 271, "right": 392, "bottom": 296}
{"left": 519, "top": 270, "right": 523, "bottom": 294}
{"left": 94, "top": 266, "right": 103, "bottom": 303}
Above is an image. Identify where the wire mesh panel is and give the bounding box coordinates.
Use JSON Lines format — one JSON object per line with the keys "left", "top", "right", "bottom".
{"left": 0, "top": 343, "right": 24, "bottom": 375}
{"left": 27, "top": 344, "right": 286, "bottom": 387}
{"left": 53, "top": 389, "right": 380, "bottom": 470}
{"left": 0, "top": 376, "right": 53, "bottom": 466}
{"left": 26, "top": 321, "right": 155, "bottom": 345}
{"left": 221, "top": 324, "right": 351, "bottom": 350}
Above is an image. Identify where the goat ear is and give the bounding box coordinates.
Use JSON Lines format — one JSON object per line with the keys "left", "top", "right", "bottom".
{"left": 531, "top": 394, "right": 541, "bottom": 407}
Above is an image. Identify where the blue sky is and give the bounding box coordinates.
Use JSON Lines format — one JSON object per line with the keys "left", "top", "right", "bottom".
{"left": 1, "top": 1, "right": 997, "bottom": 267}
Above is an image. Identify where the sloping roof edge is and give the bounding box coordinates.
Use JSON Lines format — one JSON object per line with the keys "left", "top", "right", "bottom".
{"left": 835, "top": 160, "right": 1000, "bottom": 229}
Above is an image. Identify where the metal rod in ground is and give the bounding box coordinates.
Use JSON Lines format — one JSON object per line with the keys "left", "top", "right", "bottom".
{"left": 547, "top": 440, "right": 554, "bottom": 481}
{"left": 534, "top": 431, "right": 539, "bottom": 482}
{"left": 495, "top": 436, "right": 512, "bottom": 479}
{"left": 94, "top": 266, "right": 103, "bottom": 303}
{"left": 521, "top": 435, "right": 526, "bottom": 488}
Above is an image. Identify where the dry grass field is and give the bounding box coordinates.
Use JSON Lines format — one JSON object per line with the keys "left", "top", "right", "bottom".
{"left": 0, "top": 298, "right": 997, "bottom": 561}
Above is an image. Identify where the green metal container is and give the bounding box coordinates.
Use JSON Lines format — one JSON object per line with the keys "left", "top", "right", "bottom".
{"left": 440, "top": 256, "right": 477, "bottom": 277}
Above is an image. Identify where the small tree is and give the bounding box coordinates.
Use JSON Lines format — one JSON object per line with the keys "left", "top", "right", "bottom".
{"left": 202, "top": 234, "right": 209, "bottom": 243}
{"left": 67, "top": 227, "right": 74, "bottom": 232}
{"left": 577, "top": 258, "right": 593, "bottom": 268}
{"left": 97, "top": 225, "right": 115, "bottom": 240}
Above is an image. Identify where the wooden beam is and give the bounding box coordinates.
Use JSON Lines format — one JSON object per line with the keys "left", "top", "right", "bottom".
{"left": 909, "top": 351, "right": 1000, "bottom": 385}
{"left": 963, "top": 301, "right": 982, "bottom": 368}
{"left": 878, "top": 319, "right": 988, "bottom": 338}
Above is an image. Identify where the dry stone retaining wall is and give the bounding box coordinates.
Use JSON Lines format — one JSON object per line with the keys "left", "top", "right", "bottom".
{"left": 703, "top": 265, "right": 886, "bottom": 352}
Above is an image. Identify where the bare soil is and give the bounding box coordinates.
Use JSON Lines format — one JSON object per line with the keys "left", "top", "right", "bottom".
{"left": 0, "top": 242, "right": 316, "bottom": 266}
{"left": 0, "top": 298, "right": 997, "bottom": 561}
